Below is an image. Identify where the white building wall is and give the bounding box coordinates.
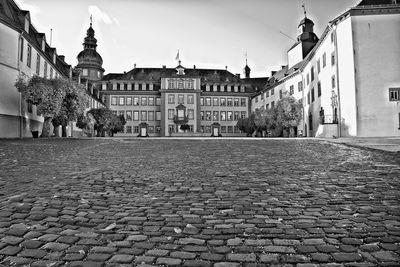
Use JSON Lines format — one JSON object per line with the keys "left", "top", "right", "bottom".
{"left": 352, "top": 13, "right": 400, "bottom": 137}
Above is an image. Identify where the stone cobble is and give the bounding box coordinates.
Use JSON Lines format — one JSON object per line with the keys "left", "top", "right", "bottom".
{"left": 0, "top": 138, "right": 399, "bottom": 266}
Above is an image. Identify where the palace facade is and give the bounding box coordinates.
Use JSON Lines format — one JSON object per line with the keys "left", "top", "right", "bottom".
{"left": 252, "top": 0, "right": 400, "bottom": 137}
{"left": 98, "top": 64, "right": 267, "bottom": 137}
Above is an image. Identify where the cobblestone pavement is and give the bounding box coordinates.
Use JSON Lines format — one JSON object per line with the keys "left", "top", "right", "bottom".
{"left": 0, "top": 138, "right": 399, "bottom": 267}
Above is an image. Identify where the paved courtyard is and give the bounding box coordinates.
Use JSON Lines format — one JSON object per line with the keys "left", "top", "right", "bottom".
{"left": 0, "top": 138, "right": 399, "bottom": 267}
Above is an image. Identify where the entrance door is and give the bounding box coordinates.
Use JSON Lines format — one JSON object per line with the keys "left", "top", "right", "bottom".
{"left": 141, "top": 127, "right": 147, "bottom": 137}
{"left": 213, "top": 127, "right": 219, "bottom": 136}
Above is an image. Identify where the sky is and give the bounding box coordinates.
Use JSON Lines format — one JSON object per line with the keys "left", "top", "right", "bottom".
{"left": 14, "top": 0, "right": 360, "bottom": 77}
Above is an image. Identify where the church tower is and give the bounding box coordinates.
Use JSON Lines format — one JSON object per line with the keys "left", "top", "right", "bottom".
{"left": 76, "top": 17, "right": 104, "bottom": 81}
{"left": 287, "top": 4, "right": 319, "bottom": 68}
{"left": 244, "top": 53, "right": 251, "bottom": 79}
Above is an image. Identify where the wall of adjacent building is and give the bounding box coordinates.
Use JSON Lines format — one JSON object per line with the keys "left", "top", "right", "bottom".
{"left": 352, "top": 13, "right": 400, "bottom": 137}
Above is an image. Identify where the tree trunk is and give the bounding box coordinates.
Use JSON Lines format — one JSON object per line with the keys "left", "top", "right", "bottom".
{"left": 41, "top": 117, "right": 52, "bottom": 137}
{"left": 53, "top": 126, "right": 60, "bottom": 137}
{"left": 62, "top": 126, "right": 67, "bottom": 137}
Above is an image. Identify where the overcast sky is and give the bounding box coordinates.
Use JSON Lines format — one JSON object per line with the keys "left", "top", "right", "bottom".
{"left": 15, "top": 0, "right": 360, "bottom": 77}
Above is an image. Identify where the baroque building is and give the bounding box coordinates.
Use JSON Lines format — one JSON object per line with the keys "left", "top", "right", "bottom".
{"left": 252, "top": 0, "right": 400, "bottom": 137}
{"left": 97, "top": 62, "right": 267, "bottom": 137}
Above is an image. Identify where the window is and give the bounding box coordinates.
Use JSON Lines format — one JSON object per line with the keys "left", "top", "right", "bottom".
{"left": 148, "top": 97, "right": 154, "bottom": 106}
{"left": 200, "top": 97, "right": 204, "bottom": 106}
{"left": 290, "top": 85, "right": 294, "bottom": 95}
{"left": 389, "top": 88, "right": 400, "bottom": 101}
{"left": 112, "top": 111, "right": 117, "bottom": 116}
{"left": 307, "top": 92, "right": 310, "bottom": 105}
{"left": 213, "top": 111, "right": 219, "bottom": 121}
{"left": 271, "top": 89, "right": 275, "bottom": 95}
{"left": 331, "top": 52, "right": 335, "bottom": 66}
{"left": 188, "top": 79, "right": 194, "bottom": 89}
{"left": 322, "top": 52, "right": 326, "bottom": 67}
{"left": 148, "top": 126, "right": 154, "bottom": 133}
{"left": 134, "top": 126, "right": 139, "bottom": 133}
{"left": 220, "top": 111, "right": 226, "bottom": 121}
{"left": 306, "top": 73, "right": 310, "bottom": 85}
{"left": 206, "top": 111, "right": 211, "bottom": 121}
{"left": 228, "top": 126, "right": 233, "bottom": 133}
{"left": 119, "top": 110, "right": 125, "bottom": 117}
{"left": 178, "top": 94, "right": 184, "bottom": 104}
{"left": 317, "top": 82, "right": 322, "bottom": 97}
{"left": 241, "top": 98, "right": 246, "bottom": 107}
{"left": 234, "top": 98, "right": 239, "bottom": 106}
{"left": 133, "top": 111, "right": 139, "bottom": 121}
{"left": 261, "top": 94, "right": 264, "bottom": 100}
{"left": 331, "top": 32, "right": 335, "bottom": 43}
{"left": 156, "top": 111, "right": 161, "bottom": 121}
{"left": 178, "top": 79, "right": 184, "bottom": 89}
{"left": 141, "top": 111, "right": 147, "bottom": 121}
{"left": 83, "top": 69, "right": 88, "bottom": 76}
{"left": 126, "top": 111, "right": 132, "bottom": 120}
{"left": 50, "top": 68, "right": 53, "bottom": 78}
{"left": 317, "top": 59, "right": 321, "bottom": 73}
{"left": 234, "top": 111, "right": 239, "bottom": 121}
{"left": 205, "top": 126, "right": 211, "bottom": 133}
{"left": 119, "top": 97, "right": 125, "bottom": 106}
{"left": 227, "top": 111, "right": 233, "bottom": 121}
{"left": 187, "top": 95, "right": 194, "bottom": 104}
{"left": 169, "top": 79, "right": 175, "bottom": 89}
{"left": 148, "top": 111, "right": 154, "bottom": 121}
{"left": 311, "top": 88, "right": 315, "bottom": 102}
{"left": 188, "top": 109, "right": 194, "bottom": 120}
{"left": 19, "top": 38, "right": 24, "bottom": 61}
{"left": 156, "top": 126, "right": 161, "bottom": 134}
{"left": 111, "top": 96, "right": 117, "bottom": 105}
{"left": 156, "top": 97, "right": 161, "bottom": 106}
{"left": 205, "top": 97, "right": 211, "bottom": 106}
{"left": 213, "top": 97, "right": 219, "bottom": 106}
{"left": 168, "top": 95, "right": 175, "bottom": 104}
{"left": 234, "top": 126, "right": 240, "bottom": 133}
{"left": 240, "top": 86, "right": 245, "bottom": 93}
{"left": 298, "top": 81, "right": 303, "bottom": 92}
{"left": 169, "top": 125, "right": 175, "bottom": 133}
{"left": 133, "top": 97, "right": 139, "bottom": 106}
{"left": 168, "top": 109, "right": 174, "bottom": 119}
{"left": 221, "top": 126, "right": 227, "bottom": 133}
{"left": 220, "top": 98, "right": 226, "bottom": 106}
{"left": 241, "top": 111, "right": 246, "bottom": 119}
{"left": 271, "top": 101, "right": 275, "bottom": 108}
{"left": 227, "top": 98, "right": 233, "bottom": 106}
{"left": 27, "top": 101, "right": 32, "bottom": 113}
{"left": 141, "top": 97, "right": 147, "bottom": 106}
{"left": 332, "top": 75, "right": 336, "bottom": 89}
{"left": 266, "top": 104, "right": 269, "bottom": 110}
{"left": 44, "top": 62, "right": 47, "bottom": 77}
{"left": 126, "top": 126, "right": 132, "bottom": 134}
{"left": 200, "top": 111, "right": 204, "bottom": 120}
{"left": 255, "top": 97, "right": 258, "bottom": 103}
{"left": 279, "top": 90, "right": 283, "bottom": 99}
{"left": 126, "top": 97, "right": 132, "bottom": 105}
{"left": 36, "top": 54, "right": 40, "bottom": 75}
{"left": 311, "top": 67, "right": 314, "bottom": 81}
{"left": 27, "top": 45, "right": 31, "bottom": 67}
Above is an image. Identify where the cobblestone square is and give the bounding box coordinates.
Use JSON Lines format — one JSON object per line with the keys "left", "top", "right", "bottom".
{"left": 0, "top": 138, "right": 399, "bottom": 266}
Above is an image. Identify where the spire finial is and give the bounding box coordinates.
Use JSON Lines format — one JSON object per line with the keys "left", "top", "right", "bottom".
{"left": 90, "top": 15, "right": 93, "bottom": 26}
{"left": 245, "top": 51, "right": 248, "bottom": 65}
{"left": 302, "top": 1, "right": 307, "bottom": 18}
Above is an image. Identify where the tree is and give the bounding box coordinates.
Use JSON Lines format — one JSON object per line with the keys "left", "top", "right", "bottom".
{"left": 274, "top": 96, "right": 303, "bottom": 137}
{"left": 15, "top": 75, "right": 67, "bottom": 137}
{"left": 253, "top": 108, "right": 277, "bottom": 137}
{"left": 87, "top": 108, "right": 115, "bottom": 137}
{"left": 236, "top": 113, "right": 256, "bottom": 136}
{"left": 76, "top": 113, "right": 96, "bottom": 137}
{"left": 108, "top": 115, "right": 126, "bottom": 137}
{"left": 52, "top": 81, "right": 88, "bottom": 137}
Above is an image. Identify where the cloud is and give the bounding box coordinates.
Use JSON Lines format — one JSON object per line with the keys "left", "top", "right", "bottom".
{"left": 88, "top": 5, "right": 117, "bottom": 25}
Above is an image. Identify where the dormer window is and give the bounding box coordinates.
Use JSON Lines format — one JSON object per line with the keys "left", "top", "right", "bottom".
{"left": 176, "top": 67, "right": 185, "bottom": 75}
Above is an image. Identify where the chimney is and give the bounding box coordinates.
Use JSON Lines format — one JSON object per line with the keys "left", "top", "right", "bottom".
{"left": 236, "top": 74, "right": 241, "bottom": 78}
{"left": 134, "top": 63, "right": 136, "bottom": 69}
{"left": 162, "top": 65, "right": 166, "bottom": 69}
{"left": 281, "top": 65, "right": 285, "bottom": 70}
{"left": 59, "top": 55, "right": 65, "bottom": 61}
{"left": 225, "top": 66, "right": 228, "bottom": 70}
{"left": 193, "top": 65, "right": 196, "bottom": 69}
{"left": 271, "top": 71, "right": 277, "bottom": 76}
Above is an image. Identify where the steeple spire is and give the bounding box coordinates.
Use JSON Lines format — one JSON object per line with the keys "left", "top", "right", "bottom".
{"left": 90, "top": 15, "right": 93, "bottom": 27}
{"left": 302, "top": 1, "right": 307, "bottom": 18}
